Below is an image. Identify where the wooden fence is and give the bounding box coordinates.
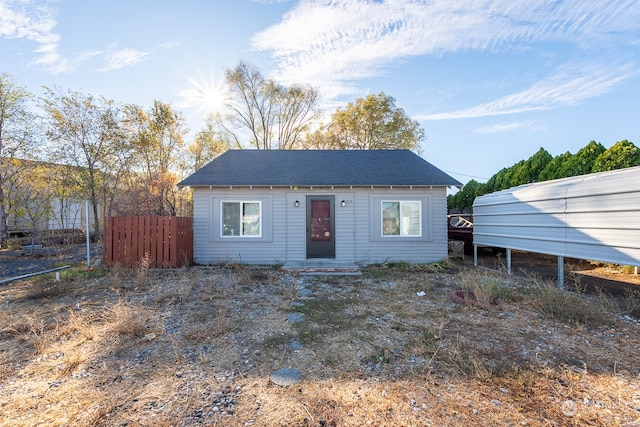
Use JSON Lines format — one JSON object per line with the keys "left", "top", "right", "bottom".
{"left": 103, "top": 216, "right": 193, "bottom": 268}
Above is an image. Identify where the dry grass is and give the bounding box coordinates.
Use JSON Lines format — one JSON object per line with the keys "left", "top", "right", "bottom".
{"left": 458, "top": 268, "right": 516, "bottom": 309}
{"left": 0, "top": 262, "right": 639, "bottom": 426}
{"left": 531, "top": 280, "right": 615, "bottom": 326}
{"left": 108, "top": 299, "right": 157, "bottom": 337}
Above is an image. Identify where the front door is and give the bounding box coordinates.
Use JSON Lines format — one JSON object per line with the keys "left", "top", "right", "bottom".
{"left": 306, "top": 196, "right": 335, "bottom": 259}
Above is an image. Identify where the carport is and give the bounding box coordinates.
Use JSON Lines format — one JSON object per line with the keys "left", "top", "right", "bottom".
{"left": 472, "top": 167, "right": 640, "bottom": 287}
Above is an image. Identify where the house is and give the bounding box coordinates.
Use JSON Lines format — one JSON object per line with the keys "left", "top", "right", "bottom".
{"left": 3, "top": 159, "right": 99, "bottom": 238}
{"left": 178, "top": 150, "right": 461, "bottom": 266}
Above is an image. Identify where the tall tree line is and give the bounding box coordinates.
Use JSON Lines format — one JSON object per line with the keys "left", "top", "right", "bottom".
{"left": 0, "top": 77, "right": 202, "bottom": 246}
{"left": 448, "top": 140, "right": 640, "bottom": 212}
{"left": 0, "top": 64, "right": 425, "bottom": 247}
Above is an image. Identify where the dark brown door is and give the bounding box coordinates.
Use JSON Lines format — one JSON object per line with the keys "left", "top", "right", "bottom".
{"left": 306, "top": 196, "right": 335, "bottom": 258}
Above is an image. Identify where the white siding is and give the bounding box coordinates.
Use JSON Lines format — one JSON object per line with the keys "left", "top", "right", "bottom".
{"left": 193, "top": 186, "right": 449, "bottom": 265}
{"left": 8, "top": 198, "right": 97, "bottom": 234}
{"left": 473, "top": 167, "right": 640, "bottom": 265}
{"left": 48, "top": 199, "right": 95, "bottom": 232}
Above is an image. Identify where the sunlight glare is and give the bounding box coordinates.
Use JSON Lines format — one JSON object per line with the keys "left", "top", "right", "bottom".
{"left": 179, "top": 76, "right": 231, "bottom": 119}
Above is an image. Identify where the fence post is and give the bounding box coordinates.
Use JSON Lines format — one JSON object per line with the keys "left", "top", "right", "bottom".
{"left": 102, "top": 216, "right": 109, "bottom": 267}
{"left": 169, "top": 217, "right": 178, "bottom": 267}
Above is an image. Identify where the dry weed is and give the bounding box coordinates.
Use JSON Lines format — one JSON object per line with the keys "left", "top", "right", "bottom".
{"left": 55, "top": 348, "right": 88, "bottom": 378}
{"left": 152, "top": 279, "right": 192, "bottom": 305}
{"left": 135, "top": 252, "right": 152, "bottom": 287}
{"left": 21, "top": 278, "right": 73, "bottom": 300}
{"left": 1, "top": 260, "right": 639, "bottom": 426}
{"left": 183, "top": 306, "right": 237, "bottom": 343}
{"left": 106, "top": 262, "right": 136, "bottom": 290}
{"left": 108, "top": 299, "right": 156, "bottom": 337}
{"left": 57, "top": 308, "right": 99, "bottom": 341}
{"left": 4, "top": 315, "right": 50, "bottom": 355}
{"left": 532, "top": 279, "right": 613, "bottom": 326}
{"left": 458, "top": 269, "right": 513, "bottom": 309}
{"left": 621, "top": 289, "right": 640, "bottom": 317}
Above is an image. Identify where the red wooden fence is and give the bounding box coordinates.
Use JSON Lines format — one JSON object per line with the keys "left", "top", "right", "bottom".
{"left": 103, "top": 216, "right": 193, "bottom": 268}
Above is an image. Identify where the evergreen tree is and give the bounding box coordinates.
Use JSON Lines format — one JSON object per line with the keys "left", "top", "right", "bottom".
{"left": 539, "top": 151, "right": 572, "bottom": 181}
{"left": 592, "top": 140, "right": 640, "bottom": 172}
{"left": 557, "top": 140, "right": 605, "bottom": 178}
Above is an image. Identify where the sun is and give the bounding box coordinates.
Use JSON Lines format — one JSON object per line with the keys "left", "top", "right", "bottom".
{"left": 179, "top": 76, "right": 231, "bottom": 119}
{"left": 198, "top": 79, "right": 230, "bottom": 117}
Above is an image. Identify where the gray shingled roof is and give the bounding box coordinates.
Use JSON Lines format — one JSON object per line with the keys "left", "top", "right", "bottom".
{"left": 178, "top": 149, "right": 461, "bottom": 187}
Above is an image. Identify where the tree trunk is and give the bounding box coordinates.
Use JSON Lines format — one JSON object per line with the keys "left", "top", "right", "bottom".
{"left": 92, "top": 202, "right": 100, "bottom": 243}
{"left": 0, "top": 184, "right": 8, "bottom": 247}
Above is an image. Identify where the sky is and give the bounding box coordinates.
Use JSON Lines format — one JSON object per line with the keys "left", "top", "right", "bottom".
{"left": 1, "top": 0, "right": 639, "bottom": 185}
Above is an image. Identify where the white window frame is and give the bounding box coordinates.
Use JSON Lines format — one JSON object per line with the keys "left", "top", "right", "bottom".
{"left": 220, "top": 201, "right": 262, "bottom": 238}
{"left": 381, "top": 200, "right": 422, "bottom": 237}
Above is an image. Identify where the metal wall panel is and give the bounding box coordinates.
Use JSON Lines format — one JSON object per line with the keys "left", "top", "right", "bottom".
{"left": 473, "top": 167, "right": 640, "bottom": 266}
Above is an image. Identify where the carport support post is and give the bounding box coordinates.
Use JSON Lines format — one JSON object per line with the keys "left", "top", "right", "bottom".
{"left": 506, "top": 248, "right": 511, "bottom": 276}
{"left": 557, "top": 256, "right": 564, "bottom": 289}
{"left": 473, "top": 244, "right": 478, "bottom": 267}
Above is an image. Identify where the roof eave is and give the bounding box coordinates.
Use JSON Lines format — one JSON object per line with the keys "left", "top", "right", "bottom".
{"left": 180, "top": 183, "right": 458, "bottom": 189}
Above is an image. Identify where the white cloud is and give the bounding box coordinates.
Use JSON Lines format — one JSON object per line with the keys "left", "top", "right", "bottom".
{"left": 77, "top": 41, "right": 177, "bottom": 72}
{"left": 157, "top": 41, "right": 180, "bottom": 50}
{"left": 250, "top": 0, "right": 292, "bottom": 3}
{"left": 97, "top": 49, "right": 150, "bottom": 72}
{"left": 0, "top": 0, "right": 72, "bottom": 73}
{"left": 0, "top": 1, "right": 179, "bottom": 74}
{"left": 472, "top": 120, "right": 544, "bottom": 134}
{"left": 253, "top": 0, "right": 640, "bottom": 101}
{"left": 94, "top": 42, "right": 177, "bottom": 72}
{"left": 419, "top": 61, "right": 638, "bottom": 120}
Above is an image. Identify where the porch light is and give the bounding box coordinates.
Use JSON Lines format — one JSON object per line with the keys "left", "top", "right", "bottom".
{"left": 341, "top": 200, "right": 346, "bottom": 207}
{"left": 294, "top": 200, "right": 299, "bottom": 207}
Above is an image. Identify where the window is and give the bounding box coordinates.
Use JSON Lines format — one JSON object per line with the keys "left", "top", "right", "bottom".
{"left": 221, "top": 201, "right": 261, "bottom": 237}
{"left": 382, "top": 201, "right": 421, "bottom": 237}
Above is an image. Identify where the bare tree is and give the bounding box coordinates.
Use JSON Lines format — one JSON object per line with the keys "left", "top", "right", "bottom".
{"left": 276, "top": 85, "right": 319, "bottom": 149}
{"left": 220, "top": 61, "right": 319, "bottom": 149}
{"left": 12, "top": 167, "right": 53, "bottom": 253}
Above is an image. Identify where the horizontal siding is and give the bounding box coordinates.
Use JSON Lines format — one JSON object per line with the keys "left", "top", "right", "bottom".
{"left": 473, "top": 167, "right": 640, "bottom": 265}
{"left": 354, "top": 188, "right": 448, "bottom": 264}
{"left": 335, "top": 191, "right": 356, "bottom": 260}
{"left": 194, "top": 186, "right": 449, "bottom": 265}
{"left": 285, "top": 192, "right": 306, "bottom": 262}
{"left": 193, "top": 189, "right": 287, "bottom": 264}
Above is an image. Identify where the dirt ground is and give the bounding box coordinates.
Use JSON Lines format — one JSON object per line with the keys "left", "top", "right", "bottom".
{"left": 2, "top": 244, "right": 638, "bottom": 293}
{"left": 466, "top": 249, "right": 640, "bottom": 295}
{"left": 1, "top": 247, "right": 639, "bottom": 426}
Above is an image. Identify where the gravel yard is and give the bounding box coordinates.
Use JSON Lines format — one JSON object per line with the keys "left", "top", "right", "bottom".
{"left": 1, "top": 248, "right": 639, "bottom": 426}
{"left": 0, "top": 244, "right": 101, "bottom": 279}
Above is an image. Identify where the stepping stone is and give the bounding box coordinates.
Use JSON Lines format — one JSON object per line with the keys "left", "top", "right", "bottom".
{"left": 291, "top": 301, "right": 304, "bottom": 308}
{"left": 285, "top": 340, "right": 303, "bottom": 351}
{"left": 270, "top": 368, "right": 302, "bottom": 386}
{"left": 286, "top": 312, "right": 305, "bottom": 323}
{"left": 297, "top": 288, "right": 313, "bottom": 297}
